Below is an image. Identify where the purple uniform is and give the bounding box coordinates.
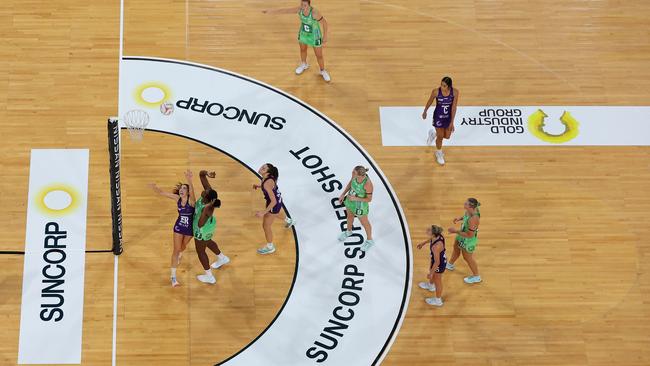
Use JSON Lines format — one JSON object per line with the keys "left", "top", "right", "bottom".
{"left": 432, "top": 88, "right": 455, "bottom": 129}
{"left": 430, "top": 236, "right": 447, "bottom": 273}
{"left": 173, "top": 199, "right": 195, "bottom": 236}
{"left": 262, "top": 177, "right": 283, "bottom": 214}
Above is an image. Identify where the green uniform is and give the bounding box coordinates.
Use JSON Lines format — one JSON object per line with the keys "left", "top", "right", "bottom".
{"left": 298, "top": 7, "right": 323, "bottom": 47}
{"left": 344, "top": 177, "right": 370, "bottom": 217}
{"left": 193, "top": 198, "right": 216, "bottom": 241}
{"left": 457, "top": 209, "right": 480, "bottom": 253}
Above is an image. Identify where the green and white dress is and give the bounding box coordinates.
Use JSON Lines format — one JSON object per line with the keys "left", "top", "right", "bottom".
{"left": 193, "top": 197, "right": 216, "bottom": 241}
{"left": 344, "top": 177, "right": 370, "bottom": 217}
{"left": 456, "top": 209, "right": 480, "bottom": 253}
{"left": 298, "top": 7, "right": 323, "bottom": 47}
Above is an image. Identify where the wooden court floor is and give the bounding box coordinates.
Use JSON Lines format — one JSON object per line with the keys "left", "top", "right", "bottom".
{"left": 1, "top": 0, "right": 650, "bottom": 365}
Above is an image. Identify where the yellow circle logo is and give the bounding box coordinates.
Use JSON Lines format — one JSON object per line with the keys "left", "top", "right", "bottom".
{"left": 35, "top": 184, "right": 81, "bottom": 217}
{"left": 133, "top": 82, "right": 173, "bottom": 108}
{"left": 528, "top": 109, "right": 580, "bottom": 144}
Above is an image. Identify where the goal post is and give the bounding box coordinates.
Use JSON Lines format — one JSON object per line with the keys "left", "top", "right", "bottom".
{"left": 107, "top": 118, "right": 124, "bottom": 255}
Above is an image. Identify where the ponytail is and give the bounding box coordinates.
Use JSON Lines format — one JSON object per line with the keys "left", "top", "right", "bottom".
{"left": 266, "top": 163, "right": 279, "bottom": 180}
{"left": 205, "top": 189, "right": 221, "bottom": 208}
{"left": 172, "top": 182, "right": 188, "bottom": 195}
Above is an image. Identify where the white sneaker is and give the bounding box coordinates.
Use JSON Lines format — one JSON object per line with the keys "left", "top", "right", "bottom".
{"left": 197, "top": 273, "right": 216, "bottom": 284}
{"left": 418, "top": 282, "right": 436, "bottom": 292}
{"left": 257, "top": 244, "right": 276, "bottom": 255}
{"left": 171, "top": 277, "right": 180, "bottom": 287}
{"left": 425, "top": 297, "right": 443, "bottom": 307}
{"left": 211, "top": 255, "right": 230, "bottom": 269}
{"left": 446, "top": 262, "right": 455, "bottom": 271}
{"left": 426, "top": 129, "right": 436, "bottom": 146}
{"left": 295, "top": 63, "right": 309, "bottom": 75}
{"left": 464, "top": 275, "right": 482, "bottom": 284}
{"left": 435, "top": 150, "right": 445, "bottom": 165}
{"left": 285, "top": 218, "right": 296, "bottom": 228}
{"left": 320, "top": 70, "right": 331, "bottom": 82}
{"left": 338, "top": 231, "right": 352, "bottom": 241}
{"left": 360, "top": 239, "right": 375, "bottom": 252}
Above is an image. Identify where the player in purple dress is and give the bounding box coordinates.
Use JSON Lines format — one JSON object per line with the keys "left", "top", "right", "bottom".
{"left": 421, "top": 76, "right": 460, "bottom": 165}
{"left": 254, "top": 163, "right": 296, "bottom": 255}
{"left": 417, "top": 225, "right": 447, "bottom": 307}
{"left": 149, "top": 170, "right": 196, "bottom": 287}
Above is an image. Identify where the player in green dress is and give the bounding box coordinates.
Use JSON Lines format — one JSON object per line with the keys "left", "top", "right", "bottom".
{"left": 194, "top": 170, "right": 230, "bottom": 284}
{"left": 338, "top": 166, "right": 375, "bottom": 251}
{"left": 262, "top": 0, "right": 331, "bottom": 82}
{"left": 446, "top": 198, "right": 482, "bottom": 284}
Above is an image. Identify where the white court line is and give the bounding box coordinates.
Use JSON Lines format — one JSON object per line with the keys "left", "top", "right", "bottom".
{"left": 113, "top": 0, "right": 124, "bottom": 363}
{"left": 119, "top": 0, "right": 124, "bottom": 60}
{"left": 112, "top": 255, "right": 119, "bottom": 366}
{"left": 185, "top": 0, "right": 189, "bottom": 59}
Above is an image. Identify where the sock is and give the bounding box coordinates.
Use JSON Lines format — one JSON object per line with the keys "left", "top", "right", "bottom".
{"left": 437, "top": 149, "right": 442, "bottom": 153}
{"left": 346, "top": 231, "right": 352, "bottom": 235}
{"left": 171, "top": 268, "right": 177, "bottom": 277}
{"left": 218, "top": 253, "right": 225, "bottom": 260}
{"left": 267, "top": 243, "right": 274, "bottom": 249}
{"left": 205, "top": 269, "right": 212, "bottom": 276}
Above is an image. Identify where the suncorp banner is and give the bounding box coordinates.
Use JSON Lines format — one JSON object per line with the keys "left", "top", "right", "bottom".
{"left": 380, "top": 106, "right": 650, "bottom": 146}
{"left": 119, "top": 57, "right": 411, "bottom": 366}
{"left": 18, "top": 149, "right": 89, "bottom": 364}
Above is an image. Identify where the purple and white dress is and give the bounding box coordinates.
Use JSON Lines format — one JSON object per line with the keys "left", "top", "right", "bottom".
{"left": 432, "top": 88, "right": 455, "bottom": 129}
{"left": 173, "top": 199, "right": 195, "bottom": 236}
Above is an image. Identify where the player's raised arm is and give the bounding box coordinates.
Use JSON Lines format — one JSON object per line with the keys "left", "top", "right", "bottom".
{"left": 185, "top": 170, "right": 196, "bottom": 207}
{"left": 149, "top": 183, "right": 179, "bottom": 200}
{"left": 262, "top": 6, "right": 300, "bottom": 15}
{"left": 199, "top": 170, "right": 215, "bottom": 190}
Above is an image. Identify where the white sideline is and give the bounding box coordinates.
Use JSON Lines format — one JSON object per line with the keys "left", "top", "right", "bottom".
{"left": 111, "top": 255, "right": 119, "bottom": 366}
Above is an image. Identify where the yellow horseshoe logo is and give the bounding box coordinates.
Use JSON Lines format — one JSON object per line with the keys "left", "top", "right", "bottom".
{"left": 35, "top": 184, "right": 81, "bottom": 217}
{"left": 528, "top": 109, "right": 579, "bottom": 143}
{"left": 133, "top": 82, "right": 173, "bottom": 108}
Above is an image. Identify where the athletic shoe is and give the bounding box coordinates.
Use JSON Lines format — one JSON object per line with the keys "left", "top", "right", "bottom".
{"left": 418, "top": 282, "right": 436, "bottom": 292}
{"left": 257, "top": 244, "right": 276, "bottom": 255}
{"left": 360, "top": 239, "right": 375, "bottom": 252}
{"left": 426, "top": 129, "right": 436, "bottom": 146}
{"left": 285, "top": 218, "right": 296, "bottom": 228}
{"left": 171, "top": 277, "right": 180, "bottom": 287}
{"left": 320, "top": 70, "right": 331, "bottom": 82}
{"left": 425, "top": 297, "right": 444, "bottom": 307}
{"left": 338, "top": 231, "right": 352, "bottom": 241}
{"left": 435, "top": 150, "right": 445, "bottom": 165}
{"left": 295, "top": 63, "right": 309, "bottom": 75}
{"left": 210, "top": 255, "right": 230, "bottom": 269}
{"left": 197, "top": 273, "right": 216, "bottom": 284}
{"left": 464, "top": 275, "right": 482, "bottom": 284}
{"left": 446, "top": 262, "right": 455, "bottom": 271}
